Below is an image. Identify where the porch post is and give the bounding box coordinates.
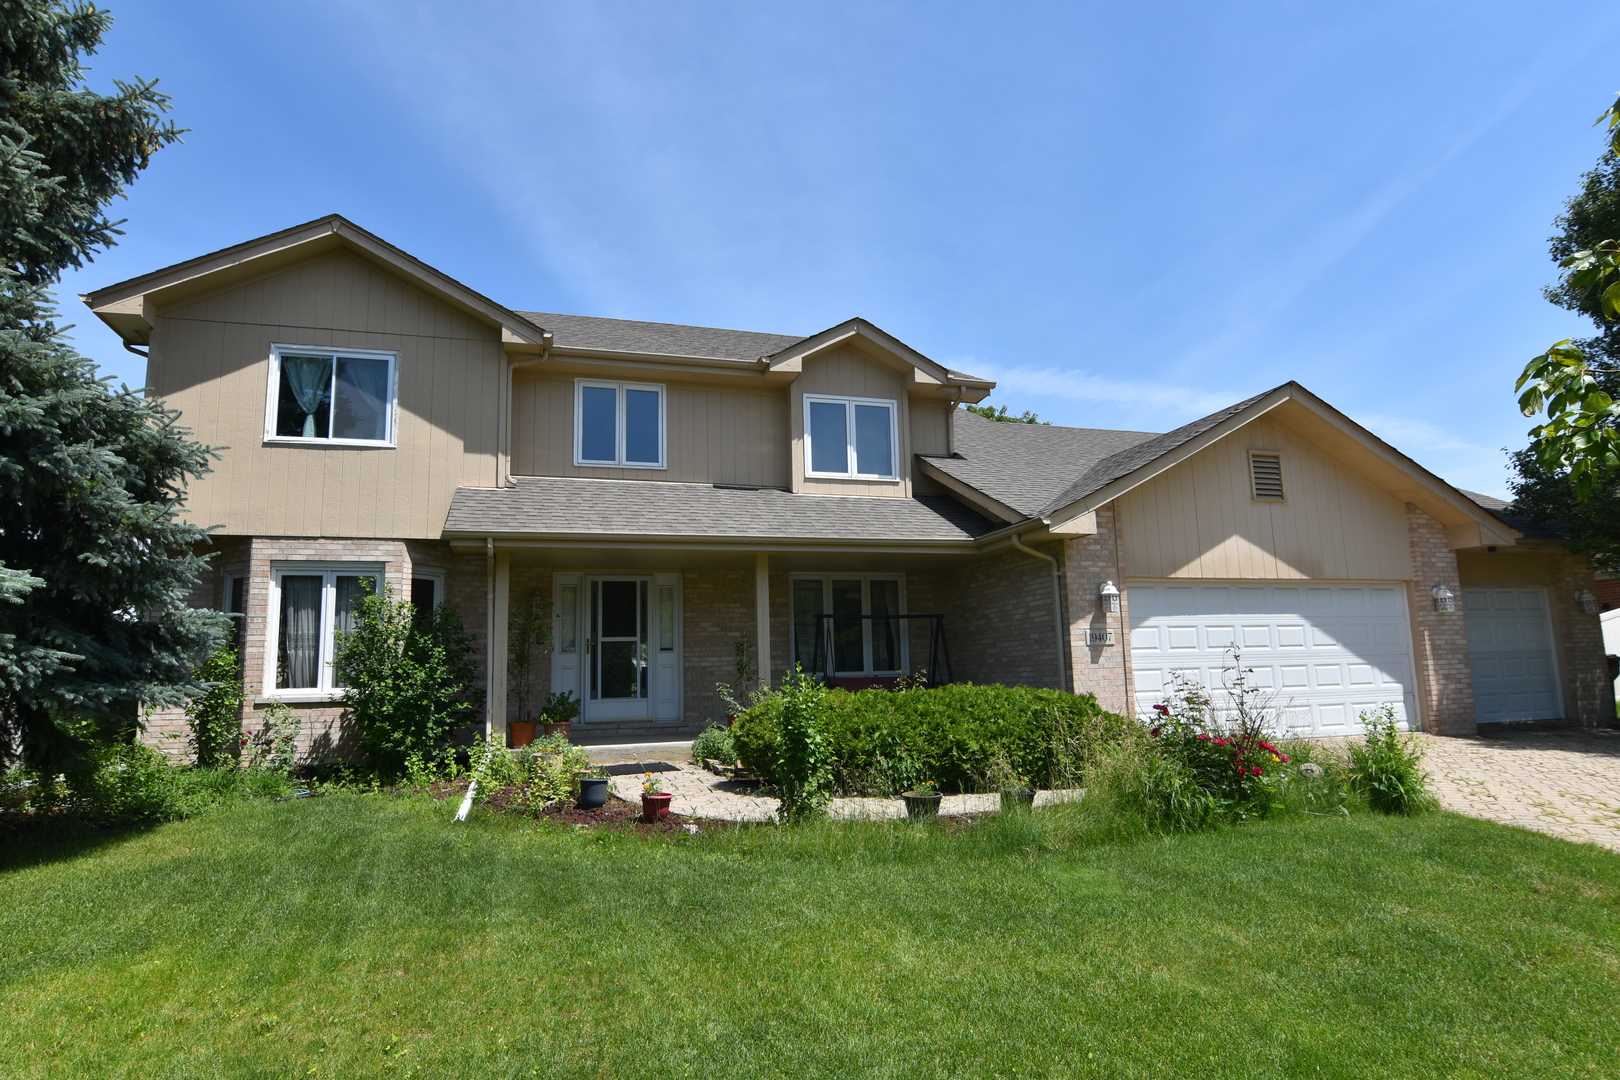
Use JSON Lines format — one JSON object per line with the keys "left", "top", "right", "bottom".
{"left": 755, "top": 552, "right": 771, "bottom": 690}
{"left": 491, "top": 551, "right": 510, "bottom": 738}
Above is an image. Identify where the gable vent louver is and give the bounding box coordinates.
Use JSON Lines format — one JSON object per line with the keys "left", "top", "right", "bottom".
{"left": 1250, "top": 453, "right": 1285, "bottom": 501}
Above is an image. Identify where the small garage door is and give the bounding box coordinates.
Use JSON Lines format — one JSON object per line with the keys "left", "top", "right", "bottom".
{"left": 1462, "top": 587, "right": 1562, "bottom": 723}
{"left": 1129, "top": 581, "right": 1417, "bottom": 737}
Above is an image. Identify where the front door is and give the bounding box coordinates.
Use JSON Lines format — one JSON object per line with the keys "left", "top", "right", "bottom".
{"left": 587, "top": 577, "right": 651, "bottom": 721}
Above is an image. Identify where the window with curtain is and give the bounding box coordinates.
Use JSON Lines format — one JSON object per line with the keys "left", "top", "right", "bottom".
{"left": 803, "top": 395, "right": 897, "bottom": 479}
{"left": 574, "top": 379, "right": 665, "bottom": 468}
{"left": 270, "top": 347, "right": 396, "bottom": 444}
{"left": 789, "top": 574, "right": 907, "bottom": 676}
{"left": 271, "top": 566, "right": 381, "bottom": 694}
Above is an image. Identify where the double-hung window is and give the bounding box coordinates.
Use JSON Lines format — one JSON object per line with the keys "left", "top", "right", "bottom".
{"left": 791, "top": 574, "right": 907, "bottom": 676}
{"left": 574, "top": 379, "right": 666, "bottom": 468}
{"left": 268, "top": 564, "right": 382, "bottom": 695}
{"left": 266, "top": 345, "right": 397, "bottom": 445}
{"left": 804, "top": 395, "right": 897, "bottom": 479}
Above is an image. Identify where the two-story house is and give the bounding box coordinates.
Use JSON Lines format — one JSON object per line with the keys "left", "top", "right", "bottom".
{"left": 81, "top": 216, "right": 1613, "bottom": 758}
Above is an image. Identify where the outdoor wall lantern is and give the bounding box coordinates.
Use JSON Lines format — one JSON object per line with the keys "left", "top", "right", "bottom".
{"left": 1099, "top": 580, "right": 1121, "bottom": 614}
{"left": 1431, "top": 585, "right": 1456, "bottom": 613}
{"left": 1577, "top": 590, "right": 1600, "bottom": 614}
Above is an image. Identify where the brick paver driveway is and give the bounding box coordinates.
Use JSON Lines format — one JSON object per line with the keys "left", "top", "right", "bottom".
{"left": 1419, "top": 728, "right": 1620, "bottom": 851}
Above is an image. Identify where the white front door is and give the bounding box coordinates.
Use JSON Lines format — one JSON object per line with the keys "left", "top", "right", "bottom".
{"left": 551, "top": 572, "right": 682, "bottom": 723}
{"left": 1463, "top": 587, "right": 1562, "bottom": 723}
{"left": 1128, "top": 580, "right": 1417, "bottom": 737}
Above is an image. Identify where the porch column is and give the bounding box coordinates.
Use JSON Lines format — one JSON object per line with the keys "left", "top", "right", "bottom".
{"left": 755, "top": 553, "right": 771, "bottom": 690}
{"left": 491, "top": 550, "right": 510, "bottom": 737}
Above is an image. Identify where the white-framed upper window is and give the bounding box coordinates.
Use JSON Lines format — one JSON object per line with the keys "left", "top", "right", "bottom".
{"left": 574, "top": 379, "right": 666, "bottom": 468}
{"left": 266, "top": 563, "right": 383, "bottom": 697}
{"left": 804, "top": 395, "right": 898, "bottom": 480}
{"left": 790, "top": 574, "right": 907, "bottom": 676}
{"left": 265, "top": 345, "right": 398, "bottom": 446}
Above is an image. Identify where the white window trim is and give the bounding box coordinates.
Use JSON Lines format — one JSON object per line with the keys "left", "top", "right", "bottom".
{"left": 573, "top": 378, "right": 668, "bottom": 469}
{"left": 263, "top": 344, "right": 400, "bottom": 448}
{"left": 264, "top": 562, "right": 385, "bottom": 701}
{"left": 803, "top": 394, "right": 899, "bottom": 480}
{"left": 410, "top": 568, "right": 447, "bottom": 611}
{"left": 789, "top": 573, "right": 909, "bottom": 676}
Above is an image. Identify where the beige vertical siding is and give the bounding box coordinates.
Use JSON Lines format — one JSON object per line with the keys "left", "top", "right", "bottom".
{"left": 791, "top": 347, "right": 911, "bottom": 497}
{"left": 509, "top": 372, "right": 791, "bottom": 487}
{"left": 1117, "top": 417, "right": 1411, "bottom": 580}
{"left": 148, "top": 251, "right": 502, "bottom": 538}
{"left": 910, "top": 402, "right": 950, "bottom": 457}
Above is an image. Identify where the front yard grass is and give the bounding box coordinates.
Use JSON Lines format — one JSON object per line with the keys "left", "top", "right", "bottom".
{"left": 2, "top": 796, "right": 1618, "bottom": 1079}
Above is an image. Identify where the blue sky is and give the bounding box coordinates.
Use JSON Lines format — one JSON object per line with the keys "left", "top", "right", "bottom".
{"left": 54, "top": 1, "right": 1620, "bottom": 496}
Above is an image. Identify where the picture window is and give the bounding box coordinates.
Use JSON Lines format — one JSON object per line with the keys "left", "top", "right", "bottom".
{"left": 267, "top": 347, "right": 397, "bottom": 445}
{"left": 804, "top": 395, "right": 897, "bottom": 479}
{"left": 575, "top": 380, "right": 666, "bottom": 468}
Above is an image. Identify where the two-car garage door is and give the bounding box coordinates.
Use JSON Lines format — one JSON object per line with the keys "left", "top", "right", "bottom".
{"left": 1129, "top": 581, "right": 1417, "bottom": 737}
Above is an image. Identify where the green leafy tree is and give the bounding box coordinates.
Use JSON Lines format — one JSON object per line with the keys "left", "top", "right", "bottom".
{"left": 184, "top": 647, "right": 243, "bottom": 769}
{"left": 772, "top": 666, "right": 833, "bottom": 823}
{"left": 0, "top": 1, "right": 218, "bottom": 774}
{"left": 1515, "top": 98, "right": 1620, "bottom": 499}
{"left": 963, "top": 403, "right": 1051, "bottom": 425}
{"left": 332, "top": 583, "right": 482, "bottom": 776}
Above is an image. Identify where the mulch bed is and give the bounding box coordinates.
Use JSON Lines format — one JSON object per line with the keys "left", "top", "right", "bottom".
{"left": 432, "top": 780, "right": 732, "bottom": 836}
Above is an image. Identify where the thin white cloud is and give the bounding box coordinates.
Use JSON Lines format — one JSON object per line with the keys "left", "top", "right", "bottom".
{"left": 968, "top": 362, "right": 1243, "bottom": 429}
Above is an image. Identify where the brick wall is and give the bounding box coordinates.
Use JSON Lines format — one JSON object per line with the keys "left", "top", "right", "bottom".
{"left": 683, "top": 569, "right": 756, "bottom": 724}
{"left": 1407, "top": 505, "right": 1476, "bottom": 735}
{"left": 914, "top": 545, "right": 1064, "bottom": 691}
{"left": 1063, "top": 503, "right": 1131, "bottom": 715}
{"left": 141, "top": 536, "right": 486, "bottom": 764}
{"left": 1549, "top": 555, "right": 1616, "bottom": 723}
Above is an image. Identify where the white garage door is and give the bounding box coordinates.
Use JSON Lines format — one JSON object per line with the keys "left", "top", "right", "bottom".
{"left": 1128, "top": 581, "right": 1417, "bottom": 737}
{"left": 1462, "top": 587, "right": 1561, "bottom": 723}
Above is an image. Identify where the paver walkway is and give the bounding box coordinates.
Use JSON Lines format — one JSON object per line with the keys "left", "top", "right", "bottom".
{"left": 607, "top": 761, "right": 1079, "bottom": 823}
{"left": 1418, "top": 729, "right": 1620, "bottom": 851}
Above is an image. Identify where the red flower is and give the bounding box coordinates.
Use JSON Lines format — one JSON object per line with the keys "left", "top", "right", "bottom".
{"left": 1150, "top": 727, "right": 1162, "bottom": 737}
{"left": 1197, "top": 734, "right": 1211, "bottom": 741}
{"left": 1279, "top": 755, "right": 1290, "bottom": 764}
{"left": 1153, "top": 704, "right": 1169, "bottom": 715}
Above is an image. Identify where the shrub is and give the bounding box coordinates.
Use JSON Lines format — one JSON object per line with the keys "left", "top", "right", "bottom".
{"left": 691, "top": 723, "right": 736, "bottom": 768}
{"left": 185, "top": 647, "right": 244, "bottom": 769}
{"left": 240, "top": 702, "right": 300, "bottom": 773}
{"left": 1146, "top": 665, "right": 1290, "bottom": 821}
{"left": 1349, "top": 705, "right": 1436, "bottom": 815}
{"left": 66, "top": 742, "right": 180, "bottom": 822}
{"left": 773, "top": 667, "right": 834, "bottom": 821}
{"left": 332, "top": 583, "right": 482, "bottom": 776}
{"left": 732, "top": 682, "right": 1133, "bottom": 795}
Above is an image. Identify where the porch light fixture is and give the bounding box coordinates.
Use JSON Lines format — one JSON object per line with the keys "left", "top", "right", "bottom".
{"left": 1099, "top": 580, "right": 1121, "bottom": 614}
{"left": 1431, "top": 585, "right": 1456, "bottom": 613}
{"left": 1577, "top": 590, "right": 1600, "bottom": 614}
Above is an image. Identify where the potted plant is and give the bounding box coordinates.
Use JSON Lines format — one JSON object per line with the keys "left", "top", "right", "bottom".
{"left": 900, "top": 779, "right": 942, "bottom": 819}
{"left": 576, "top": 764, "right": 610, "bottom": 809}
{"left": 1000, "top": 775, "right": 1036, "bottom": 811}
{"left": 540, "top": 690, "right": 580, "bottom": 738}
{"left": 508, "top": 592, "right": 552, "bottom": 747}
{"left": 641, "top": 772, "right": 673, "bottom": 823}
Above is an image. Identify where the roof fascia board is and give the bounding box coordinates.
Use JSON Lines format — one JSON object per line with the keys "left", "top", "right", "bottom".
{"left": 83, "top": 215, "right": 549, "bottom": 346}
{"left": 915, "top": 457, "right": 1026, "bottom": 523}
{"left": 443, "top": 533, "right": 983, "bottom": 554}
{"left": 767, "top": 318, "right": 988, "bottom": 389}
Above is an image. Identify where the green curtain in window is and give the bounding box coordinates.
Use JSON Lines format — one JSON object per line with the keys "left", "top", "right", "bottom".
{"left": 282, "top": 355, "right": 332, "bottom": 438}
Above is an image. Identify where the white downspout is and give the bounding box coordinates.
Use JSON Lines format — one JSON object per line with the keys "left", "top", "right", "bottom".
{"left": 1010, "top": 532, "right": 1069, "bottom": 692}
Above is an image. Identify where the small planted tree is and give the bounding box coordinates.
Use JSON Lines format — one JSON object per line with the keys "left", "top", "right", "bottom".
{"left": 184, "top": 647, "right": 243, "bottom": 769}
{"left": 507, "top": 592, "right": 552, "bottom": 725}
{"left": 333, "top": 583, "right": 482, "bottom": 775}
{"left": 772, "top": 665, "right": 833, "bottom": 823}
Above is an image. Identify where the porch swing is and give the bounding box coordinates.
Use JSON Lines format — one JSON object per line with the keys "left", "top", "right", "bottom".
{"left": 807, "top": 612, "right": 954, "bottom": 691}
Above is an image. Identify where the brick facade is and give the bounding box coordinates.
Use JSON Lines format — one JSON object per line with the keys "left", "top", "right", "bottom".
{"left": 141, "top": 537, "right": 485, "bottom": 763}
{"left": 1549, "top": 555, "right": 1616, "bottom": 723}
{"left": 1063, "top": 504, "right": 1131, "bottom": 715}
{"left": 1407, "top": 505, "right": 1476, "bottom": 735}
{"left": 909, "top": 547, "right": 1065, "bottom": 690}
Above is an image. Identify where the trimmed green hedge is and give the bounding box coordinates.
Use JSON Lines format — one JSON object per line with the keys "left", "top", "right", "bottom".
{"left": 731, "top": 683, "right": 1135, "bottom": 795}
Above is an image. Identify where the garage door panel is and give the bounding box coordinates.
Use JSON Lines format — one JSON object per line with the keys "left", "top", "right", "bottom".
{"left": 1462, "top": 586, "right": 1561, "bottom": 723}
{"left": 1129, "top": 580, "right": 1416, "bottom": 738}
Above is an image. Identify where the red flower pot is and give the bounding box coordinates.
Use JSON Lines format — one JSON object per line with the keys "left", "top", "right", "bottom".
{"left": 641, "top": 792, "right": 673, "bottom": 823}
{"left": 507, "top": 722, "right": 536, "bottom": 748}
{"left": 542, "top": 721, "right": 572, "bottom": 739}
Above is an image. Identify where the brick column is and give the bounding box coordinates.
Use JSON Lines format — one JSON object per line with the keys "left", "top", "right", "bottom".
{"left": 1406, "top": 505, "right": 1476, "bottom": 735}
{"left": 1063, "top": 502, "right": 1132, "bottom": 715}
{"left": 1550, "top": 554, "right": 1616, "bottom": 724}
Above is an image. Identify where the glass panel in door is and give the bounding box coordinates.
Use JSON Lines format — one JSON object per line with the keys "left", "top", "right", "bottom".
{"left": 831, "top": 579, "right": 865, "bottom": 673}
{"left": 591, "top": 579, "right": 647, "bottom": 702}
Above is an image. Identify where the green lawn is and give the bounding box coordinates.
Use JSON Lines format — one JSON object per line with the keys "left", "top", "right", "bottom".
{"left": 2, "top": 796, "right": 1618, "bottom": 1079}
